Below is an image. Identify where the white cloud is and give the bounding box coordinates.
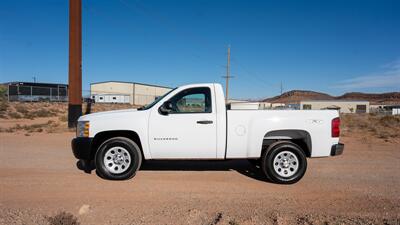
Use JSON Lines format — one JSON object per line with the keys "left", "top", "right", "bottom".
{"left": 334, "top": 59, "right": 400, "bottom": 89}
{"left": 381, "top": 59, "right": 400, "bottom": 70}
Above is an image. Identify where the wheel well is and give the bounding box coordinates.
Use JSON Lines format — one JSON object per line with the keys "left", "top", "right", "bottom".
{"left": 262, "top": 130, "right": 312, "bottom": 157}
{"left": 91, "top": 130, "right": 144, "bottom": 159}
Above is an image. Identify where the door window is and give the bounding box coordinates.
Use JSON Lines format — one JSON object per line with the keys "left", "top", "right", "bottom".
{"left": 169, "top": 87, "right": 211, "bottom": 113}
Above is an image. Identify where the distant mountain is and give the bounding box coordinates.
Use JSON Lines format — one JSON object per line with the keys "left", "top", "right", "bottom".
{"left": 336, "top": 92, "right": 400, "bottom": 104}
{"left": 262, "top": 90, "right": 400, "bottom": 105}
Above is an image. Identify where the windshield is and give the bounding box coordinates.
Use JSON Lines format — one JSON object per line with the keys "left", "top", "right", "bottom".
{"left": 137, "top": 88, "right": 176, "bottom": 110}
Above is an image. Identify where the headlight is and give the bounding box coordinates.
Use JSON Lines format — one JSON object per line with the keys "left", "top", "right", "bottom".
{"left": 76, "top": 121, "right": 90, "bottom": 137}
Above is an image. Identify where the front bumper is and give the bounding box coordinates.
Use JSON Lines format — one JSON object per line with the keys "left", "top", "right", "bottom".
{"left": 330, "top": 143, "right": 344, "bottom": 156}
{"left": 71, "top": 137, "right": 93, "bottom": 160}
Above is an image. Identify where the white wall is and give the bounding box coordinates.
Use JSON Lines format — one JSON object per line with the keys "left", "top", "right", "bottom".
{"left": 91, "top": 82, "right": 134, "bottom": 104}
{"left": 134, "top": 83, "right": 171, "bottom": 106}
{"left": 91, "top": 82, "right": 172, "bottom": 105}
{"left": 230, "top": 102, "right": 261, "bottom": 110}
{"left": 93, "top": 95, "right": 130, "bottom": 104}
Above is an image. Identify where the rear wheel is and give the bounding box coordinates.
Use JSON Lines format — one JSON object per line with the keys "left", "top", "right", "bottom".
{"left": 261, "top": 141, "right": 307, "bottom": 184}
{"left": 95, "top": 137, "right": 142, "bottom": 180}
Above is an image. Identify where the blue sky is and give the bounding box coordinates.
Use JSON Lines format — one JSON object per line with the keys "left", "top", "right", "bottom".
{"left": 1, "top": 0, "right": 399, "bottom": 99}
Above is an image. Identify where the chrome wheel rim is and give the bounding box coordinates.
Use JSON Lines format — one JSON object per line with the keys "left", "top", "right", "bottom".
{"left": 103, "top": 147, "right": 131, "bottom": 174}
{"left": 273, "top": 150, "right": 299, "bottom": 178}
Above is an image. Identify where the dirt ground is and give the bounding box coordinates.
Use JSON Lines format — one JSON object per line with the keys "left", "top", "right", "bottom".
{"left": 0, "top": 132, "right": 399, "bottom": 225}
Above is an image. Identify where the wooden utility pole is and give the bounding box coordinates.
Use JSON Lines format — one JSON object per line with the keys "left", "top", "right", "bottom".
{"left": 222, "top": 45, "right": 232, "bottom": 102}
{"left": 68, "top": 0, "right": 82, "bottom": 128}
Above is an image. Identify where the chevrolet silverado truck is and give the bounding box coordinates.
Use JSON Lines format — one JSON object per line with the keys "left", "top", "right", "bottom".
{"left": 72, "top": 83, "right": 344, "bottom": 184}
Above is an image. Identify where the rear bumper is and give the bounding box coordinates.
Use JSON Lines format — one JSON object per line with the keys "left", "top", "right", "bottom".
{"left": 71, "top": 137, "right": 93, "bottom": 160}
{"left": 330, "top": 143, "right": 344, "bottom": 156}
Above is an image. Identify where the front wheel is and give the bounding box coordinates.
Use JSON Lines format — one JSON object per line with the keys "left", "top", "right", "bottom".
{"left": 261, "top": 141, "right": 307, "bottom": 184}
{"left": 95, "top": 137, "right": 142, "bottom": 180}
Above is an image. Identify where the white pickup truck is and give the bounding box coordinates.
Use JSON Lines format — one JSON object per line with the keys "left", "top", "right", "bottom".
{"left": 72, "top": 83, "right": 343, "bottom": 184}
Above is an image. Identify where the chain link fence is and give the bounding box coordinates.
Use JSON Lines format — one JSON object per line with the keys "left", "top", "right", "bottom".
{"left": 7, "top": 84, "right": 68, "bottom": 102}
{"left": 6, "top": 84, "right": 158, "bottom": 106}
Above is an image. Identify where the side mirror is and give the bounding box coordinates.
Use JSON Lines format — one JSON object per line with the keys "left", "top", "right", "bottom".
{"left": 159, "top": 101, "right": 173, "bottom": 115}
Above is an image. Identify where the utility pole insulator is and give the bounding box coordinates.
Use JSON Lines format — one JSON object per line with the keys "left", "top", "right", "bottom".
{"left": 68, "top": 0, "right": 82, "bottom": 128}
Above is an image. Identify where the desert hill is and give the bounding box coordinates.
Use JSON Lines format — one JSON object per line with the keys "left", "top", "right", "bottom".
{"left": 263, "top": 90, "right": 400, "bottom": 105}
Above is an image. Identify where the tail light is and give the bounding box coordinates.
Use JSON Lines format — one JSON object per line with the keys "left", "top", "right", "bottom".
{"left": 331, "top": 117, "right": 340, "bottom": 137}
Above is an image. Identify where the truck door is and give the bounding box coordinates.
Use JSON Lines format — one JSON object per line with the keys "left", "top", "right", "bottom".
{"left": 148, "top": 86, "right": 217, "bottom": 158}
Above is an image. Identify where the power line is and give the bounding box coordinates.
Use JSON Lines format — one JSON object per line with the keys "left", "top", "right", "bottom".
{"left": 230, "top": 56, "right": 278, "bottom": 90}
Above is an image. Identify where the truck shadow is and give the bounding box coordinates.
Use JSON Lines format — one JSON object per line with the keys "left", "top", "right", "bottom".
{"left": 140, "top": 160, "right": 270, "bottom": 182}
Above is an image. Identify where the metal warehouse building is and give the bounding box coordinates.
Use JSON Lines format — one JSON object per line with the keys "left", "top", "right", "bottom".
{"left": 300, "top": 100, "right": 370, "bottom": 113}
{"left": 90, "top": 81, "right": 172, "bottom": 105}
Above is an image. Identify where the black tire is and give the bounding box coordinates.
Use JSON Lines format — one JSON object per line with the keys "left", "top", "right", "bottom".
{"left": 76, "top": 159, "right": 94, "bottom": 174}
{"left": 261, "top": 141, "right": 307, "bottom": 184}
{"left": 95, "top": 137, "right": 142, "bottom": 180}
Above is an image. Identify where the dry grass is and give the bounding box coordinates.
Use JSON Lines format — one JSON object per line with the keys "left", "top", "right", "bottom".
{"left": 0, "top": 102, "right": 137, "bottom": 121}
{"left": 59, "top": 114, "right": 68, "bottom": 122}
{"left": 0, "top": 120, "right": 65, "bottom": 134}
{"left": 12, "top": 103, "right": 62, "bottom": 119}
{"left": 341, "top": 113, "right": 400, "bottom": 141}
{"left": 84, "top": 102, "right": 138, "bottom": 113}
{"left": 1, "top": 103, "right": 63, "bottom": 120}
{"left": 8, "top": 111, "right": 23, "bottom": 119}
{"left": 0, "top": 85, "right": 9, "bottom": 118}
{"left": 2, "top": 102, "right": 136, "bottom": 120}
{"left": 0, "top": 102, "right": 137, "bottom": 134}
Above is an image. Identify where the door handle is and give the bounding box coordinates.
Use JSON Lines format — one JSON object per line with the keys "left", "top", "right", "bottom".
{"left": 197, "top": 120, "right": 213, "bottom": 124}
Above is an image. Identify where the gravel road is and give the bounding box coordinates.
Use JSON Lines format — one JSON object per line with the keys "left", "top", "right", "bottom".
{"left": 0, "top": 132, "right": 399, "bottom": 225}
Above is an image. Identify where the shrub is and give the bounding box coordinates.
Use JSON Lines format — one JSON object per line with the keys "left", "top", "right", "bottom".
{"left": 0, "top": 109, "right": 7, "bottom": 118}
{"left": 8, "top": 111, "right": 22, "bottom": 119}
{"left": 28, "top": 108, "right": 56, "bottom": 118}
{"left": 0, "top": 85, "right": 7, "bottom": 100}
{"left": 229, "top": 220, "right": 240, "bottom": 225}
{"left": 15, "top": 104, "right": 29, "bottom": 114}
{"left": 0, "top": 85, "right": 9, "bottom": 118}
{"left": 59, "top": 115, "right": 68, "bottom": 122}
{"left": 341, "top": 114, "right": 400, "bottom": 140}
{"left": 379, "top": 115, "right": 400, "bottom": 127}
{"left": 46, "top": 211, "right": 80, "bottom": 225}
